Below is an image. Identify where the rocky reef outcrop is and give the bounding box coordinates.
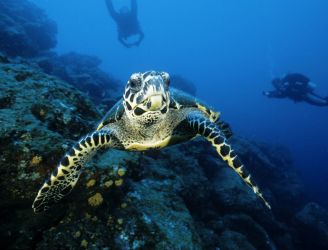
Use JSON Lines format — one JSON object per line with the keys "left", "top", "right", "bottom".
{"left": 0, "top": 56, "right": 99, "bottom": 248}
{"left": 0, "top": 0, "right": 327, "bottom": 248}
{"left": 34, "top": 52, "right": 121, "bottom": 106}
{"left": 1, "top": 54, "right": 327, "bottom": 250}
{"left": 294, "top": 202, "right": 328, "bottom": 249}
{"left": 0, "top": 0, "right": 120, "bottom": 109}
{"left": 0, "top": 0, "right": 57, "bottom": 57}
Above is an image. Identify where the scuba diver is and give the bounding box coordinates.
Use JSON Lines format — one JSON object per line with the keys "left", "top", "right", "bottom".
{"left": 263, "top": 73, "right": 328, "bottom": 106}
{"left": 105, "top": 0, "right": 144, "bottom": 48}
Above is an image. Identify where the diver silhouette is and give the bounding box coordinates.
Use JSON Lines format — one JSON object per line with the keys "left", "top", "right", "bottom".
{"left": 263, "top": 73, "right": 328, "bottom": 106}
{"left": 105, "top": 0, "right": 144, "bottom": 48}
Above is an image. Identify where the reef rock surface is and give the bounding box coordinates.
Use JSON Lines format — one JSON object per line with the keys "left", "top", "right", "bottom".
{"left": 0, "top": 56, "right": 99, "bottom": 249}
{"left": 34, "top": 52, "right": 121, "bottom": 106}
{"left": 0, "top": 0, "right": 57, "bottom": 57}
{"left": 1, "top": 55, "right": 328, "bottom": 250}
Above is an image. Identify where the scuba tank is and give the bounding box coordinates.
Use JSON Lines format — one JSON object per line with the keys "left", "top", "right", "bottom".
{"left": 307, "top": 81, "right": 317, "bottom": 92}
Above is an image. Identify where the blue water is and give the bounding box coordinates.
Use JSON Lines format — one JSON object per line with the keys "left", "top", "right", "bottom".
{"left": 31, "top": 0, "right": 328, "bottom": 207}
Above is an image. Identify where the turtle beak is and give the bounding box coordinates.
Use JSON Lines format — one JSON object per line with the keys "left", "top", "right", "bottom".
{"left": 148, "top": 95, "right": 163, "bottom": 111}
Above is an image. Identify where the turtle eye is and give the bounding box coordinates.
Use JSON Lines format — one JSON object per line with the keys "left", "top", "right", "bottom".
{"left": 129, "top": 76, "right": 142, "bottom": 91}
{"left": 166, "top": 77, "right": 170, "bottom": 86}
{"left": 161, "top": 72, "right": 170, "bottom": 86}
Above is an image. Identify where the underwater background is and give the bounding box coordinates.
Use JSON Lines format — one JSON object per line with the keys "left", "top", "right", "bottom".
{"left": 0, "top": 0, "right": 327, "bottom": 249}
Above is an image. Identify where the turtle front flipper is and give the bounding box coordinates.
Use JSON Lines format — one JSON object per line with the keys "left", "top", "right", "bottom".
{"left": 186, "top": 113, "right": 271, "bottom": 209}
{"left": 216, "top": 120, "right": 233, "bottom": 139}
{"left": 32, "top": 129, "right": 121, "bottom": 213}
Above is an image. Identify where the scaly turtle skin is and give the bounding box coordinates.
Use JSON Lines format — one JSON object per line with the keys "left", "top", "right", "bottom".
{"left": 33, "top": 71, "right": 270, "bottom": 213}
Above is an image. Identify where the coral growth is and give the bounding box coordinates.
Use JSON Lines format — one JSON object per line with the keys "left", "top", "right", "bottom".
{"left": 88, "top": 193, "right": 104, "bottom": 207}
{"left": 30, "top": 155, "right": 42, "bottom": 166}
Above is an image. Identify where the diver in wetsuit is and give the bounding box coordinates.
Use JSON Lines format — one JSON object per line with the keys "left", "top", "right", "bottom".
{"left": 263, "top": 73, "right": 328, "bottom": 106}
{"left": 105, "top": 0, "right": 144, "bottom": 48}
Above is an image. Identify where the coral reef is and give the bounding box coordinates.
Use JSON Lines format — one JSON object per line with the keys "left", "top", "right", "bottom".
{"left": 34, "top": 52, "right": 122, "bottom": 106}
{"left": 0, "top": 56, "right": 99, "bottom": 249}
{"left": 0, "top": 1, "right": 327, "bottom": 249}
{"left": 0, "top": 54, "right": 327, "bottom": 250}
{"left": 0, "top": 0, "right": 120, "bottom": 109}
{"left": 294, "top": 202, "right": 328, "bottom": 249}
{"left": 0, "top": 0, "right": 57, "bottom": 57}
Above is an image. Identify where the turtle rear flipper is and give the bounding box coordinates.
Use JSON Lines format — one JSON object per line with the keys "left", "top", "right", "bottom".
{"left": 32, "top": 130, "right": 120, "bottom": 213}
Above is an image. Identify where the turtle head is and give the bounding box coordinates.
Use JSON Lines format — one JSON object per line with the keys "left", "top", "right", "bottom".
{"left": 123, "top": 71, "right": 170, "bottom": 119}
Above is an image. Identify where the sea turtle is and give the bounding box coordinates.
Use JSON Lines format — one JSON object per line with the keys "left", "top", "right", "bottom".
{"left": 32, "top": 71, "right": 271, "bottom": 213}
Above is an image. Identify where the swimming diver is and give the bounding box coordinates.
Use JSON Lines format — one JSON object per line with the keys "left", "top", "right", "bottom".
{"left": 105, "top": 0, "right": 144, "bottom": 48}
{"left": 263, "top": 73, "right": 328, "bottom": 106}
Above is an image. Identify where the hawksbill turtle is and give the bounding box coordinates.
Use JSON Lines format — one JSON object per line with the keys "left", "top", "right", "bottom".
{"left": 33, "top": 71, "right": 271, "bottom": 212}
